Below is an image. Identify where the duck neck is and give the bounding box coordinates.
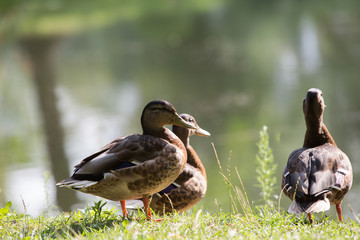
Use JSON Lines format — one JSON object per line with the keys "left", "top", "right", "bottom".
{"left": 144, "top": 127, "right": 187, "bottom": 154}
{"left": 187, "top": 146, "right": 207, "bottom": 181}
{"left": 173, "top": 126, "right": 190, "bottom": 148}
{"left": 303, "top": 116, "right": 336, "bottom": 148}
{"left": 171, "top": 125, "right": 191, "bottom": 154}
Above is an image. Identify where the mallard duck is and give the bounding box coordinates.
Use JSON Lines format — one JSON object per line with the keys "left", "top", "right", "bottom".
{"left": 149, "top": 113, "right": 210, "bottom": 215}
{"left": 57, "top": 100, "right": 196, "bottom": 220}
{"left": 282, "top": 88, "right": 353, "bottom": 222}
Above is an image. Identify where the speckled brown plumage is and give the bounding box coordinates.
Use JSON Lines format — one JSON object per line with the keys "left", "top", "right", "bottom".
{"left": 282, "top": 88, "right": 352, "bottom": 222}
{"left": 57, "top": 100, "right": 196, "bottom": 220}
{"left": 150, "top": 113, "right": 210, "bottom": 215}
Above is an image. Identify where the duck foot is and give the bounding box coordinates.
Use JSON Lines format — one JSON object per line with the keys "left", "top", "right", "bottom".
{"left": 336, "top": 203, "right": 343, "bottom": 222}
{"left": 120, "top": 200, "right": 128, "bottom": 218}
{"left": 142, "top": 196, "right": 163, "bottom": 221}
{"left": 307, "top": 213, "right": 313, "bottom": 224}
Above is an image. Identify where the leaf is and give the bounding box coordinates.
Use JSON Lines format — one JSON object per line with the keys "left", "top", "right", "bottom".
{"left": 0, "top": 201, "right": 12, "bottom": 217}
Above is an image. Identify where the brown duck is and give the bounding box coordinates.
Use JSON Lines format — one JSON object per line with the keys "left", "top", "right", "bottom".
{"left": 57, "top": 100, "right": 196, "bottom": 220}
{"left": 282, "top": 88, "right": 352, "bottom": 222}
{"left": 150, "top": 113, "right": 210, "bottom": 215}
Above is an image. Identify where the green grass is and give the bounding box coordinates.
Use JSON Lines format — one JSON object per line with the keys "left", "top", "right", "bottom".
{"left": 1, "top": 127, "right": 360, "bottom": 239}
{"left": 1, "top": 201, "right": 360, "bottom": 239}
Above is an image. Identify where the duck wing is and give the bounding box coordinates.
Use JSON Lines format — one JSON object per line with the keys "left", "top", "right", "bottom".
{"left": 282, "top": 144, "right": 352, "bottom": 214}
{"left": 59, "top": 134, "right": 170, "bottom": 184}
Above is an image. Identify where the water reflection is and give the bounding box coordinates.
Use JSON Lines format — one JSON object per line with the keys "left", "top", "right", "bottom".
{"left": 58, "top": 82, "right": 141, "bottom": 168}
{"left": 6, "top": 167, "right": 56, "bottom": 216}
{"left": 300, "top": 17, "right": 321, "bottom": 74}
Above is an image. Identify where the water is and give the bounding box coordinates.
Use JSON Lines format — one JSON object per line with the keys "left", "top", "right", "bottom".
{"left": 0, "top": 1, "right": 359, "bottom": 219}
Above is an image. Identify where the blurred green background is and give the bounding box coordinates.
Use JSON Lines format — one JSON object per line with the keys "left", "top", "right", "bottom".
{"left": 0, "top": 0, "right": 359, "bottom": 219}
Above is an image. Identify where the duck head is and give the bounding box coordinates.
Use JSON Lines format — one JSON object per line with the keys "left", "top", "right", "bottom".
{"left": 303, "top": 88, "right": 326, "bottom": 124}
{"left": 141, "top": 100, "right": 196, "bottom": 135}
{"left": 172, "top": 113, "right": 210, "bottom": 146}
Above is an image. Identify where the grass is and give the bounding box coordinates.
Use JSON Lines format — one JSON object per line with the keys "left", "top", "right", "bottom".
{"left": 1, "top": 202, "right": 360, "bottom": 239}
{"left": 1, "top": 127, "right": 360, "bottom": 239}
{"left": 255, "top": 126, "right": 277, "bottom": 207}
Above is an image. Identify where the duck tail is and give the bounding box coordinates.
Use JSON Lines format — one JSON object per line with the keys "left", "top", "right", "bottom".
{"left": 56, "top": 178, "right": 98, "bottom": 189}
{"left": 288, "top": 201, "right": 304, "bottom": 215}
{"left": 288, "top": 198, "right": 330, "bottom": 214}
{"left": 304, "top": 198, "right": 330, "bottom": 213}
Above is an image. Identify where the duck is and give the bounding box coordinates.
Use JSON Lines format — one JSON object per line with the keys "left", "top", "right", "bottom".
{"left": 57, "top": 100, "right": 196, "bottom": 220}
{"left": 282, "top": 88, "right": 353, "bottom": 222}
{"left": 149, "top": 113, "right": 210, "bottom": 215}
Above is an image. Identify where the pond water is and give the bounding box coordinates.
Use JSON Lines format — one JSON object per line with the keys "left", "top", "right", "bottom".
{"left": 0, "top": 1, "right": 359, "bottom": 220}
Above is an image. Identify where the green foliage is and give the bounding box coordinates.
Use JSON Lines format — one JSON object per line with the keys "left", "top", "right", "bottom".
{"left": 1, "top": 0, "right": 220, "bottom": 37}
{"left": 0, "top": 201, "right": 12, "bottom": 218}
{"left": 255, "top": 126, "right": 277, "bottom": 207}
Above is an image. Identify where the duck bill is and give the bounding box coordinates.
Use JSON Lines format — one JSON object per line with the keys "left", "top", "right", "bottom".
{"left": 195, "top": 127, "right": 211, "bottom": 137}
{"left": 173, "top": 114, "right": 196, "bottom": 129}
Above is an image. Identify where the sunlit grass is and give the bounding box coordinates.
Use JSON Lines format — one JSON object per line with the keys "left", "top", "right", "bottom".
{"left": 1, "top": 200, "right": 359, "bottom": 239}
{"left": 1, "top": 127, "right": 359, "bottom": 239}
